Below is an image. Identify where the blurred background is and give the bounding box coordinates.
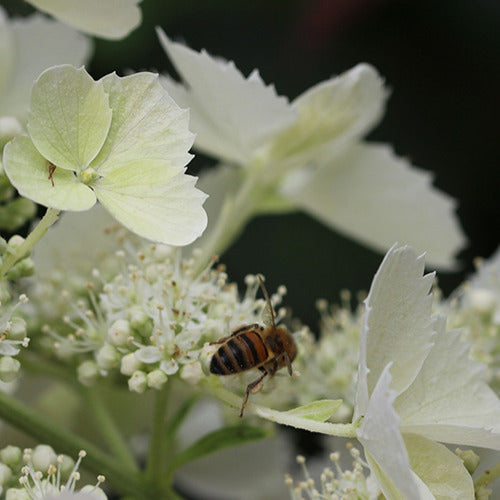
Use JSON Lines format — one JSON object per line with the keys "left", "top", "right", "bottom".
{"left": 3, "top": 0, "right": 500, "bottom": 329}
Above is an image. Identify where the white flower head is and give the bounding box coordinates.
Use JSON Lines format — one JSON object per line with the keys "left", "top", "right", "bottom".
{"left": 0, "top": 8, "right": 91, "bottom": 121}
{"left": 354, "top": 244, "right": 500, "bottom": 499}
{"left": 24, "top": 0, "right": 142, "bottom": 40}
{"left": 157, "top": 29, "right": 465, "bottom": 269}
{"left": 3, "top": 65, "right": 207, "bottom": 246}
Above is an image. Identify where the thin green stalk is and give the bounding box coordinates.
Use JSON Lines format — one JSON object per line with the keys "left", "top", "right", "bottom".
{"left": 0, "top": 390, "right": 154, "bottom": 499}
{"left": 474, "top": 462, "right": 500, "bottom": 490}
{"left": 0, "top": 207, "right": 60, "bottom": 279}
{"left": 145, "top": 386, "right": 170, "bottom": 484}
{"left": 82, "top": 385, "right": 139, "bottom": 472}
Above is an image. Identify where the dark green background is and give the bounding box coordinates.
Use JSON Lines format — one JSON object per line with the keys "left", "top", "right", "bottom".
{"left": 3, "top": 0, "right": 500, "bottom": 329}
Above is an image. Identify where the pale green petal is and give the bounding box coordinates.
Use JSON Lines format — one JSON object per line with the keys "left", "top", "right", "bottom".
{"left": 286, "top": 142, "right": 466, "bottom": 270}
{"left": 404, "top": 434, "right": 474, "bottom": 499}
{"left": 93, "top": 72, "right": 193, "bottom": 173}
{"left": 28, "top": 65, "right": 112, "bottom": 172}
{"left": 3, "top": 135, "right": 96, "bottom": 210}
{"left": 157, "top": 28, "right": 297, "bottom": 165}
{"left": 0, "top": 14, "right": 91, "bottom": 120}
{"left": 396, "top": 317, "right": 500, "bottom": 449}
{"left": 25, "top": 0, "right": 141, "bottom": 40}
{"left": 354, "top": 244, "right": 435, "bottom": 418}
{"left": 270, "top": 64, "right": 387, "bottom": 164}
{"left": 93, "top": 160, "right": 207, "bottom": 245}
{"left": 0, "top": 8, "right": 14, "bottom": 101}
{"left": 357, "top": 364, "right": 421, "bottom": 500}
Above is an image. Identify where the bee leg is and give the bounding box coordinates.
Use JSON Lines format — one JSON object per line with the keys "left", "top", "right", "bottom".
{"left": 210, "top": 336, "right": 230, "bottom": 345}
{"left": 240, "top": 370, "right": 268, "bottom": 418}
{"left": 284, "top": 352, "right": 293, "bottom": 376}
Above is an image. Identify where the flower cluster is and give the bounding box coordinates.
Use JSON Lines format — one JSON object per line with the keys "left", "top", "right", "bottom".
{"left": 286, "top": 445, "right": 377, "bottom": 500}
{"left": 0, "top": 445, "right": 106, "bottom": 499}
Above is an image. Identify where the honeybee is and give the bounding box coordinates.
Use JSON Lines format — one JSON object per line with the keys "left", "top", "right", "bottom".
{"left": 210, "top": 275, "right": 297, "bottom": 417}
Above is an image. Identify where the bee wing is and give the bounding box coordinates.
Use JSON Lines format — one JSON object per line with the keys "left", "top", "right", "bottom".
{"left": 257, "top": 274, "right": 275, "bottom": 328}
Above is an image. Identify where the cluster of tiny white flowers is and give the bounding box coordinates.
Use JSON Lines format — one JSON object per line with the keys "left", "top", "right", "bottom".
{"left": 445, "top": 252, "right": 500, "bottom": 391}
{"left": 0, "top": 294, "right": 29, "bottom": 383}
{"left": 286, "top": 444, "right": 376, "bottom": 500}
{"left": 0, "top": 445, "right": 106, "bottom": 499}
{"left": 34, "top": 241, "right": 299, "bottom": 393}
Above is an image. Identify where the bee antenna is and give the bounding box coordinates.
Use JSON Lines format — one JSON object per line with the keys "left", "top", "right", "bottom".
{"left": 257, "top": 274, "right": 275, "bottom": 326}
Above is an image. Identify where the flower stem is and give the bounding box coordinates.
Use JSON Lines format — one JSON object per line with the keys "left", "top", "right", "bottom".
{"left": 208, "top": 379, "right": 357, "bottom": 438}
{"left": 145, "top": 385, "right": 170, "bottom": 484}
{"left": 0, "top": 207, "right": 60, "bottom": 279}
{"left": 82, "top": 385, "right": 139, "bottom": 472}
{"left": 0, "top": 390, "right": 153, "bottom": 498}
{"left": 474, "top": 462, "right": 500, "bottom": 490}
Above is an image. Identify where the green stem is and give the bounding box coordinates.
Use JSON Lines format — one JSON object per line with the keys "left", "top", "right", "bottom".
{"left": 82, "top": 385, "right": 139, "bottom": 472}
{"left": 0, "top": 207, "right": 60, "bottom": 279}
{"left": 208, "top": 379, "right": 357, "bottom": 438}
{"left": 145, "top": 386, "right": 170, "bottom": 484}
{"left": 0, "top": 390, "right": 154, "bottom": 499}
{"left": 474, "top": 462, "right": 500, "bottom": 490}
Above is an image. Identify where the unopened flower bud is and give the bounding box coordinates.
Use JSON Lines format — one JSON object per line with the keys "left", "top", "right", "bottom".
{"left": 0, "top": 446, "right": 21, "bottom": 467}
{"left": 6, "top": 488, "right": 30, "bottom": 500}
{"left": 456, "top": 448, "right": 481, "bottom": 474}
{"left": 0, "top": 356, "right": 20, "bottom": 382}
{"left": 0, "top": 463, "right": 12, "bottom": 486}
{"left": 95, "top": 344, "right": 120, "bottom": 370}
{"left": 128, "top": 370, "right": 147, "bottom": 393}
{"left": 77, "top": 360, "right": 99, "bottom": 386}
{"left": 107, "top": 319, "right": 131, "bottom": 346}
{"left": 147, "top": 369, "right": 167, "bottom": 390}
{"left": 8, "top": 317, "right": 27, "bottom": 341}
{"left": 58, "top": 454, "right": 75, "bottom": 481}
{"left": 469, "top": 289, "right": 496, "bottom": 314}
{"left": 120, "top": 353, "right": 142, "bottom": 376}
{"left": 31, "top": 444, "right": 57, "bottom": 472}
{"left": 80, "top": 485, "right": 107, "bottom": 499}
{"left": 180, "top": 362, "right": 203, "bottom": 385}
{"left": 5, "top": 258, "right": 35, "bottom": 280}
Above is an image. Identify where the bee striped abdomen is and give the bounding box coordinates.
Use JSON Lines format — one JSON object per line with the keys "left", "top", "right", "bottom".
{"left": 210, "top": 330, "right": 268, "bottom": 375}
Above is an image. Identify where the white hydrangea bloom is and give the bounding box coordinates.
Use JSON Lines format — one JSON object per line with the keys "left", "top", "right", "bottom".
{"left": 157, "top": 29, "right": 465, "bottom": 270}
{"left": 0, "top": 8, "right": 91, "bottom": 121}
{"left": 354, "top": 244, "right": 500, "bottom": 499}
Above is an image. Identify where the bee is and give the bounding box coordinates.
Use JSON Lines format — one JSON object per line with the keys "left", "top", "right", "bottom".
{"left": 210, "top": 274, "right": 297, "bottom": 417}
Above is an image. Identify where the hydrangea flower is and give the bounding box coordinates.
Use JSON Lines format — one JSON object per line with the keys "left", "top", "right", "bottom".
{"left": 0, "top": 8, "right": 91, "bottom": 122}
{"left": 3, "top": 65, "right": 207, "bottom": 246}
{"left": 24, "top": 0, "right": 142, "bottom": 40}
{"left": 157, "top": 29, "right": 465, "bottom": 270}
{"left": 354, "top": 245, "right": 500, "bottom": 499}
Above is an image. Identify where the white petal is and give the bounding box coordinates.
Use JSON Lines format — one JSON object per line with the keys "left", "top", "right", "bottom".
{"left": 396, "top": 317, "right": 500, "bottom": 449}
{"left": 404, "top": 433, "right": 474, "bottom": 499}
{"left": 25, "top": 0, "right": 141, "bottom": 40}
{"left": 0, "top": 13, "right": 91, "bottom": 120}
{"left": 286, "top": 142, "right": 466, "bottom": 270}
{"left": 270, "top": 63, "right": 387, "bottom": 164}
{"left": 94, "top": 161, "right": 207, "bottom": 246}
{"left": 157, "top": 29, "right": 297, "bottom": 165}
{"left": 354, "top": 244, "right": 435, "bottom": 418}
{"left": 94, "top": 72, "right": 194, "bottom": 172}
{"left": 357, "top": 364, "right": 421, "bottom": 500}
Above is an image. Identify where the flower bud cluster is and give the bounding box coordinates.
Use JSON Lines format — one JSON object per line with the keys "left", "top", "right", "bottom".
{"left": 444, "top": 251, "right": 500, "bottom": 392}
{"left": 286, "top": 444, "right": 376, "bottom": 500}
{"left": 0, "top": 445, "right": 106, "bottom": 499}
{"left": 0, "top": 236, "right": 35, "bottom": 281}
{"left": 38, "top": 243, "right": 296, "bottom": 393}
{"left": 0, "top": 295, "right": 29, "bottom": 382}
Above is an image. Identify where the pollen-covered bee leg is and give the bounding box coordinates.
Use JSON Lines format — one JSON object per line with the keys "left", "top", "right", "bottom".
{"left": 240, "top": 370, "right": 268, "bottom": 418}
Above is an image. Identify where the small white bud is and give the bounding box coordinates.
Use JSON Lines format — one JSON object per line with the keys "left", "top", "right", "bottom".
{"left": 0, "top": 446, "right": 22, "bottom": 467}
{"left": 180, "top": 362, "right": 204, "bottom": 385}
{"left": 120, "top": 352, "right": 142, "bottom": 376}
{"left": 129, "top": 306, "right": 150, "bottom": 330}
{"left": 80, "top": 485, "right": 108, "bottom": 500}
{"left": 107, "top": 319, "right": 131, "bottom": 346}
{"left": 469, "top": 288, "right": 496, "bottom": 314}
{"left": 6, "top": 488, "right": 30, "bottom": 500}
{"left": 95, "top": 344, "right": 120, "bottom": 370}
{"left": 58, "top": 454, "right": 75, "bottom": 481}
{"left": 147, "top": 369, "right": 168, "bottom": 390}
{"left": 31, "top": 444, "right": 57, "bottom": 472}
{"left": 0, "top": 357, "right": 20, "bottom": 383}
{"left": 77, "top": 360, "right": 99, "bottom": 386}
{"left": 0, "top": 463, "right": 12, "bottom": 486}
{"left": 8, "top": 317, "right": 27, "bottom": 341}
{"left": 128, "top": 370, "right": 147, "bottom": 393}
